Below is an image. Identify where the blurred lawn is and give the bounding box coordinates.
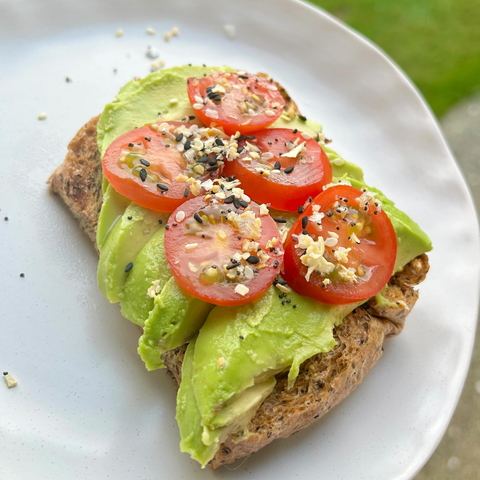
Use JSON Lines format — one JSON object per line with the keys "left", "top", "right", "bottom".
{"left": 310, "top": 0, "right": 480, "bottom": 117}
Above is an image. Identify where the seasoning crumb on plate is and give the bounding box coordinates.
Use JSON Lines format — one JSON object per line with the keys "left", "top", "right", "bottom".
{"left": 224, "top": 24, "right": 236, "bottom": 39}
{"left": 146, "top": 27, "right": 156, "bottom": 35}
{"left": 38, "top": 112, "right": 47, "bottom": 120}
{"left": 151, "top": 60, "right": 165, "bottom": 72}
{"left": 164, "top": 26, "right": 179, "bottom": 42}
{"left": 3, "top": 372, "right": 18, "bottom": 389}
{"left": 146, "top": 45, "right": 159, "bottom": 59}
{"left": 115, "top": 28, "right": 123, "bottom": 37}
{"left": 65, "top": 76, "right": 72, "bottom": 83}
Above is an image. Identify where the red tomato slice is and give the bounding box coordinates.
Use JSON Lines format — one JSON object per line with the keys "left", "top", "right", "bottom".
{"left": 164, "top": 195, "right": 284, "bottom": 306}
{"left": 102, "top": 122, "right": 227, "bottom": 212}
{"left": 282, "top": 185, "right": 397, "bottom": 304}
{"left": 187, "top": 71, "right": 285, "bottom": 135}
{"left": 223, "top": 128, "right": 332, "bottom": 211}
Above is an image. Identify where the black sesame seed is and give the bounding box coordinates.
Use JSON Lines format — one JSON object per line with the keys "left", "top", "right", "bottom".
{"left": 281, "top": 300, "right": 286, "bottom": 305}
{"left": 194, "top": 212, "right": 203, "bottom": 224}
{"left": 215, "top": 138, "right": 224, "bottom": 147}
{"left": 140, "top": 158, "right": 150, "bottom": 167}
{"left": 297, "top": 206, "right": 304, "bottom": 214}
{"left": 157, "top": 183, "right": 169, "bottom": 192}
{"left": 198, "top": 156, "right": 209, "bottom": 163}
{"left": 274, "top": 161, "right": 281, "bottom": 170}
{"left": 293, "top": 129, "right": 298, "bottom": 134}
{"left": 139, "top": 168, "right": 147, "bottom": 182}
{"left": 273, "top": 217, "right": 287, "bottom": 223}
{"left": 206, "top": 165, "right": 219, "bottom": 172}
{"left": 3, "top": 372, "right": 7, "bottom": 375}
{"left": 239, "top": 200, "right": 248, "bottom": 208}
{"left": 286, "top": 299, "right": 291, "bottom": 303}
{"left": 189, "top": 115, "right": 196, "bottom": 120}
{"left": 184, "top": 139, "right": 191, "bottom": 150}
{"left": 125, "top": 262, "right": 134, "bottom": 273}
{"left": 238, "top": 75, "right": 249, "bottom": 79}
{"left": 302, "top": 216, "right": 308, "bottom": 229}
{"left": 172, "top": 222, "right": 177, "bottom": 227}
{"left": 247, "top": 255, "right": 260, "bottom": 264}
{"left": 284, "top": 166, "right": 294, "bottom": 174}
{"left": 302, "top": 229, "right": 309, "bottom": 235}
{"left": 245, "top": 135, "right": 256, "bottom": 140}
{"left": 336, "top": 226, "right": 340, "bottom": 231}
{"left": 298, "top": 115, "right": 307, "bottom": 121}
{"left": 184, "top": 188, "right": 190, "bottom": 198}
{"left": 224, "top": 195, "right": 235, "bottom": 204}
{"left": 374, "top": 210, "right": 378, "bottom": 215}
{"left": 233, "top": 197, "right": 240, "bottom": 209}
{"left": 175, "top": 133, "right": 184, "bottom": 142}
{"left": 208, "top": 157, "right": 217, "bottom": 166}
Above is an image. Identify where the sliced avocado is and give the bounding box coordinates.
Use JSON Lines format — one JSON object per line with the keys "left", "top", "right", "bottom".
{"left": 120, "top": 228, "right": 171, "bottom": 326}
{"left": 192, "top": 287, "right": 352, "bottom": 428}
{"left": 138, "top": 277, "right": 214, "bottom": 370}
{"left": 96, "top": 184, "right": 131, "bottom": 250}
{"left": 177, "top": 339, "right": 275, "bottom": 468}
{"left": 97, "top": 203, "right": 168, "bottom": 303}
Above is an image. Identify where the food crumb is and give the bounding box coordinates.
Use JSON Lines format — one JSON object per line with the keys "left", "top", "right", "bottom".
{"left": 3, "top": 372, "right": 18, "bottom": 389}
{"left": 38, "top": 112, "right": 47, "bottom": 120}
{"left": 4, "top": 216, "right": 8, "bottom": 221}
{"left": 224, "top": 24, "right": 236, "bottom": 39}
{"left": 20, "top": 273, "right": 25, "bottom": 278}
{"left": 65, "top": 76, "right": 72, "bottom": 83}
{"left": 146, "top": 27, "right": 156, "bottom": 35}
{"left": 150, "top": 60, "right": 166, "bottom": 72}
{"left": 217, "top": 357, "right": 225, "bottom": 367}
{"left": 115, "top": 28, "right": 124, "bottom": 37}
{"left": 146, "top": 45, "right": 159, "bottom": 59}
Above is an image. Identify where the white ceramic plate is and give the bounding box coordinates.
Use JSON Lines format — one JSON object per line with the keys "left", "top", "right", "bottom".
{"left": 1, "top": 0, "right": 478, "bottom": 478}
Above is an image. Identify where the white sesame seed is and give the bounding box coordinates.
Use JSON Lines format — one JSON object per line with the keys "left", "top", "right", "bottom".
{"left": 171, "top": 26, "right": 180, "bottom": 36}
{"left": 37, "top": 112, "right": 47, "bottom": 120}
{"left": 115, "top": 28, "right": 124, "bottom": 37}
{"left": 169, "top": 98, "right": 178, "bottom": 105}
{"left": 205, "top": 108, "right": 219, "bottom": 119}
{"left": 264, "top": 110, "right": 276, "bottom": 117}
{"left": 332, "top": 158, "right": 345, "bottom": 166}
{"left": 301, "top": 132, "right": 312, "bottom": 140}
{"left": 224, "top": 24, "right": 236, "bottom": 39}
{"left": 175, "top": 211, "right": 186, "bottom": 223}
{"left": 146, "top": 27, "right": 156, "bottom": 35}
{"left": 266, "top": 84, "right": 278, "bottom": 91}
{"left": 185, "top": 243, "right": 198, "bottom": 250}
{"left": 193, "top": 103, "right": 204, "bottom": 110}
{"left": 194, "top": 95, "right": 203, "bottom": 104}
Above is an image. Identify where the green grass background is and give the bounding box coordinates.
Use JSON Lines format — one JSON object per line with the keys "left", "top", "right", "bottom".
{"left": 309, "top": 0, "right": 480, "bottom": 117}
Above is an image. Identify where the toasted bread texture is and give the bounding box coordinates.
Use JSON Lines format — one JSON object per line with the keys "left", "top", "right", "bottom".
{"left": 48, "top": 78, "right": 429, "bottom": 469}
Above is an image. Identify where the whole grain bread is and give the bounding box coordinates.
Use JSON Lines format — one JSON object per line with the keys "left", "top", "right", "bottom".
{"left": 48, "top": 77, "right": 429, "bottom": 469}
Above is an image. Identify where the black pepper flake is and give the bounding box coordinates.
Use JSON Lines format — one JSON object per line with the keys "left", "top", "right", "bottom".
{"left": 273, "top": 217, "right": 287, "bottom": 223}
{"left": 139, "top": 168, "right": 147, "bottom": 182}
{"left": 302, "top": 216, "right": 308, "bottom": 229}
{"left": 128, "top": 142, "right": 134, "bottom": 148}
{"left": 194, "top": 212, "right": 203, "bottom": 224}
{"left": 144, "top": 137, "right": 151, "bottom": 142}
{"left": 247, "top": 255, "right": 260, "bottom": 264}
{"left": 20, "top": 273, "right": 25, "bottom": 278}
{"left": 293, "top": 304, "right": 297, "bottom": 309}
{"left": 157, "top": 183, "right": 169, "bottom": 192}
{"left": 165, "top": 224, "right": 170, "bottom": 229}
{"left": 158, "top": 219, "right": 163, "bottom": 224}
{"left": 184, "top": 188, "right": 190, "bottom": 198}
{"left": 308, "top": 196, "right": 313, "bottom": 202}
{"left": 281, "top": 300, "right": 286, "bottom": 305}
{"left": 175, "top": 133, "right": 184, "bottom": 142}
{"left": 274, "top": 161, "right": 281, "bottom": 170}
{"left": 165, "top": 144, "right": 170, "bottom": 148}
{"left": 286, "top": 299, "right": 291, "bottom": 304}
{"left": 239, "top": 335, "right": 244, "bottom": 340}
{"left": 140, "top": 158, "right": 150, "bottom": 167}
{"left": 127, "top": 216, "right": 132, "bottom": 220}
{"left": 336, "top": 226, "right": 340, "bottom": 230}
{"left": 125, "top": 262, "right": 134, "bottom": 273}
{"left": 302, "top": 229, "right": 309, "bottom": 235}
{"left": 226, "top": 262, "right": 240, "bottom": 270}
{"left": 293, "top": 129, "right": 298, "bottom": 134}
{"left": 297, "top": 206, "right": 304, "bottom": 214}
{"left": 374, "top": 211, "right": 378, "bottom": 215}
{"left": 273, "top": 260, "right": 279, "bottom": 269}
{"left": 206, "top": 165, "right": 219, "bottom": 172}
{"left": 4, "top": 216, "right": 8, "bottom": 221}
{"left": 238, "top": 75, "right": 249, "bottom": 79}
{"left": 189, "top": 115, "right": 196, "bottom": 120}
{"left": 284, "top": 166, "right": 294, "bottom": 174}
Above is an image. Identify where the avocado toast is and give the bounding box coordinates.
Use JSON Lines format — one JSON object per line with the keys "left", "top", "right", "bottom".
{"left": 49, "top": 65, "right": 431, "bottom": 468}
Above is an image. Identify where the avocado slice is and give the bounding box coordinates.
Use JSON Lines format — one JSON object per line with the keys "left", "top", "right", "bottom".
{"left": 120, "top": 228, "right": 171, "bottom": 326}
{"left": 177, "top": 339, "right": 276, "bottom": 468}
{"left": 97, "top": 203, "right": 168, "bottom": 303}
{"left": 96, "top": 184, "right": 131, "bottom": 250}
{"left": 138, "top": 277, "right": 214, "bottom": 370}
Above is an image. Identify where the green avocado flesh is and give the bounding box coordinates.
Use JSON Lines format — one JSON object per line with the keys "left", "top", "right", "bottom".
{"left": 95, "top": 65, "right": 433, "bottom": 467}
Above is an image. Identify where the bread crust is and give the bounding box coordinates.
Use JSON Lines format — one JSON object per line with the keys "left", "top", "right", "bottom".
{"left": 49, "top": 79, "right": 429, "bottom": 469}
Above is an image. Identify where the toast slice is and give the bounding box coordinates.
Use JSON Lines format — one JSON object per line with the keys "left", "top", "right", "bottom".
{"left": 48, "top": 78, "right": 429, "bottom": 468}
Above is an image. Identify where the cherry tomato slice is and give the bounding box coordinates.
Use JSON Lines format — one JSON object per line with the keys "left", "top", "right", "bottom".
{"left": 102, "top": 122, "right": 226, "bottom": 212}
{"left": 164, "top": 195, "right": 284, "bottom": 306}
{"left": 282, "top": 185, "right": 397, "bottom": 304}
{"left": 223, "top": 128, "right": 332, "bottom": 211}
{"left": 187, "top": 71, "right": 285, "bottom": 135}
